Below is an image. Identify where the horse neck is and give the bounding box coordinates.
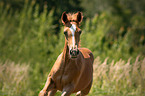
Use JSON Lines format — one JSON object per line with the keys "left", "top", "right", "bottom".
{"left": 62, "top": 38, "right": 70, "bottom": 62}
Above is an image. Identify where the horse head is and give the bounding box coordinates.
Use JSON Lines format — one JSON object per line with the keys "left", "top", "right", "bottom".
{"left": 61, "top": 12, "right": 83, "bottom": 58}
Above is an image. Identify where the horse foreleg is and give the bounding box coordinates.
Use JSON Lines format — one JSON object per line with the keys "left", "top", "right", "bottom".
{"left": 75, "top": 80, "right": 92, "bottom": 96}
{"left": 47, "top": 90, "right": 57, "bottom": 96}
{"left": 75, "top": 91, "right": 85, "bottom": 96}
{"left": 61, "top": 84, "right": 74, "bottom": 96}
{"left": 39, "top": 77, "right": 55, "bottom": 96}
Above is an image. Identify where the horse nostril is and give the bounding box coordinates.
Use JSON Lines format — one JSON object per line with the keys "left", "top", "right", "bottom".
{"left": 70, "top": 50, "right": 73, "bottom": 55}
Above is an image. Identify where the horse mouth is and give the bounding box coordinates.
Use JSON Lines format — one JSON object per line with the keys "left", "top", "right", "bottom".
{"left": 71, "top": 55, "right": 77, "bottom": 58}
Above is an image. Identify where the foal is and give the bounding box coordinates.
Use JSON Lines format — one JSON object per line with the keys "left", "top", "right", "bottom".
{"left": 39, "top": 12, "right": 94, "bottom": 96}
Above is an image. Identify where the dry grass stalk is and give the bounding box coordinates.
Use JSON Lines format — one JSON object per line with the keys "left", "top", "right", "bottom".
{"left": 0, "top": 60, "right": 29, "bottom": 96}
{"left": 93, "top": 56, "right": 145, "bottom": 95}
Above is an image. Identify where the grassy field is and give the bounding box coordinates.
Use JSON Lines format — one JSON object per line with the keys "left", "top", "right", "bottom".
{"left": 0, "top": 61, "right": 29, "bottom": 96}
{"left": 0, "top": 56, "right": 145, "bottom": 96}
{"left": 90, "top": 56, "right": 145, "bottom": 96}
{"left": 0, "top": 1, "right": 145, "bottom": 96}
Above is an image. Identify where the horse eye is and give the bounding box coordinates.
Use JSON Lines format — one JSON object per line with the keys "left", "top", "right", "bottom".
{"left": 78, "top": 30, "right": 82, "bottom": 34}
{"left": 64, "top": 31, "right": 67, "bottom": 35}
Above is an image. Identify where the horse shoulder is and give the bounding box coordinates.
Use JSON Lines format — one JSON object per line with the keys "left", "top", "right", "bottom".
{"left": 78, "top": 48, "right": 94, "bottom": 61}
{"left": 49, "top": 53, "right": 63, "bottom": 78}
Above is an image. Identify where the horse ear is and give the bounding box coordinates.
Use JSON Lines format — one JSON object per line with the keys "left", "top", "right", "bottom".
{"left": 77, "top": 12, "right": 83, "bottom": 24}
{"left": 61, "top": 12, "right": 68, "bottom": 24}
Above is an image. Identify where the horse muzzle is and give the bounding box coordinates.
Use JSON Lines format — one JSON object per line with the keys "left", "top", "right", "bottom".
{"left": 70, "top": 49, "right": 79, "bottom": 58}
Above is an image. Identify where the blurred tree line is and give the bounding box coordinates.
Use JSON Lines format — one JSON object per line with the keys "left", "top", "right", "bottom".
{"left": 1, "top": 0, "right": 145, "bottom": 17}
{"left": 0, "top": 0, "right": 82, "bottom": 32}
{"left": 0, "top": 0, "right": 144, "bottom": 65}
{"left": 1, "top": 0, "right": 145, "bottom": 32}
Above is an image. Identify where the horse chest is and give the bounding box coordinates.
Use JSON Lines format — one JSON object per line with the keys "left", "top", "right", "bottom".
{"left": 61, "top": 62, "right": 81, "bottom": 84}
{"left": 51, "top": 54, "right": 83, "bottom": 90}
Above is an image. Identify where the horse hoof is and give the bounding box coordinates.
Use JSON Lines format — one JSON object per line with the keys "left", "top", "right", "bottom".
{"left": 76, "top": 91, "right": 81, "bottom": 96}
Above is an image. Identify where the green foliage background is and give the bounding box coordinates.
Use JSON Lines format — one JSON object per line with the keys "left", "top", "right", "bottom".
{"left": 0, "top": 0, "right": 145, "bottom": 96}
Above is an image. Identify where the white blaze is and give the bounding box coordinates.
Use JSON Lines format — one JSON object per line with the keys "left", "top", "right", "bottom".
{"left": 69, "top": 24, "right": 76, "bottom": 48}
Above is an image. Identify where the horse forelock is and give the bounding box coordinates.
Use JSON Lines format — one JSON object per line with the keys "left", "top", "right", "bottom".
{"left": 66, "top": 13, "right": 79, "bottom": 23}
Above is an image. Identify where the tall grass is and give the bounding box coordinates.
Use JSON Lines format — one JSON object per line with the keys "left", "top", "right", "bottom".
{"left": 0, "top": 1, "right": 58, "bottom": 96}
{"left": 0, "top": 61, "right": 29, "bottom": 96}
{"left": 0, "top": 57, "right": 144, "bottom": 96}
{"left": 0, "top": 0, "right": 57, "bottom": 65}
{"left": 81, "top": 13, "right": 145, "bottom": 61}
{"left": 90, "top": 56, "right": 145, "bottom": 96}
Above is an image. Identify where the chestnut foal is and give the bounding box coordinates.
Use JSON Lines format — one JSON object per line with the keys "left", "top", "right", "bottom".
{"left": 39, "top": 12, "right": 94, "bottom": 96}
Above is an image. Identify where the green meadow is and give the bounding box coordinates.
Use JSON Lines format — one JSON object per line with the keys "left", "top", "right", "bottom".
{"left": 0, "top": 0, "right": 145, "bottom": 96}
